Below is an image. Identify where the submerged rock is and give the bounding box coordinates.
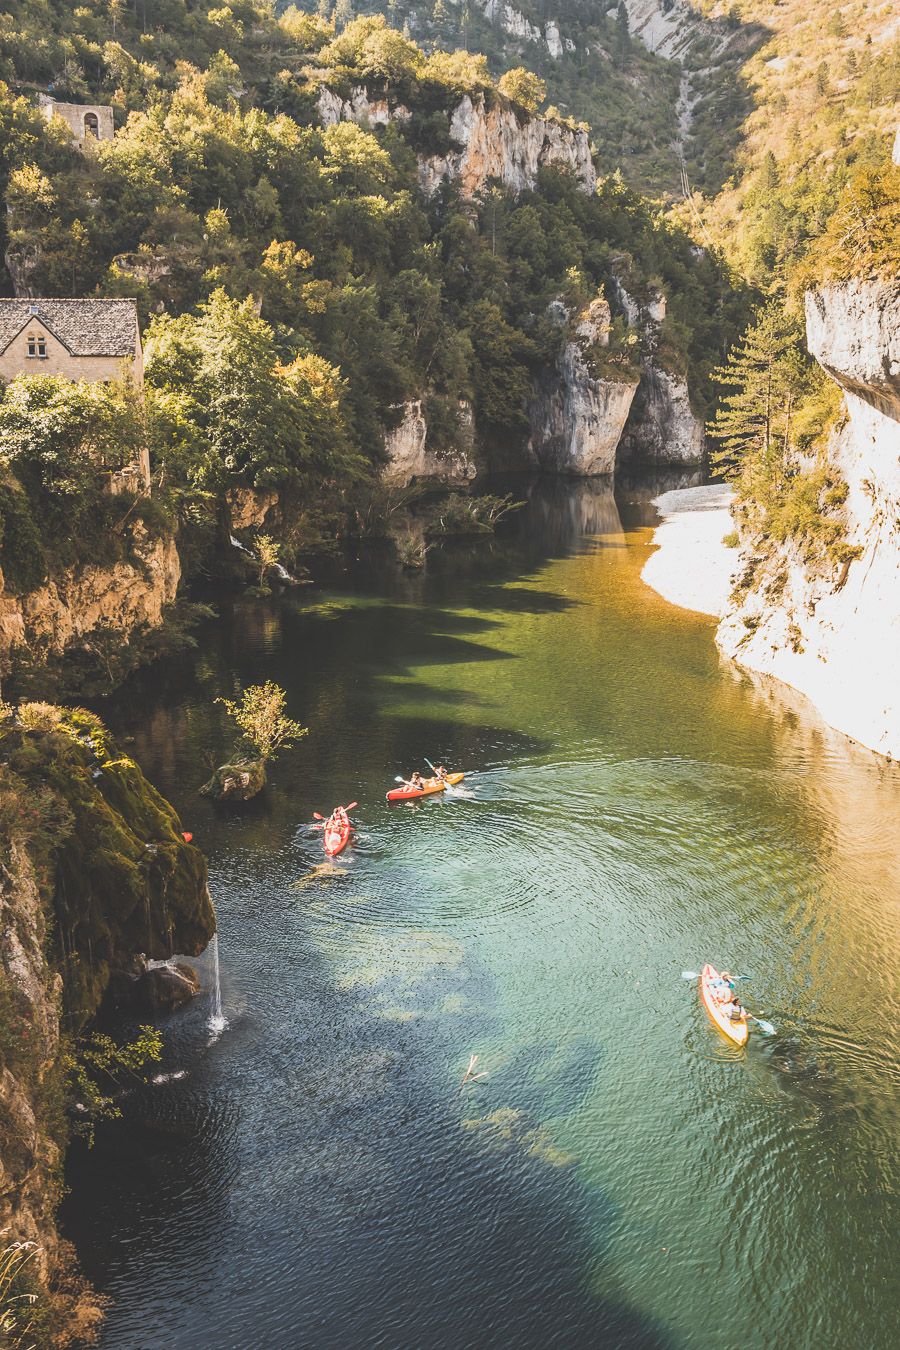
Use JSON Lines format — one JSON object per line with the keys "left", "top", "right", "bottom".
{"left": 200, "top": 757, "right": 266, "bottom": 802}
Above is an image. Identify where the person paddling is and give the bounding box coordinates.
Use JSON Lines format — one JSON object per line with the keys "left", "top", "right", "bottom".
{"left": 405, "top": 772, "right": 424, "bottom": 791}
{"left": 724, "top": 995, "right": 747, "bottom": 1024}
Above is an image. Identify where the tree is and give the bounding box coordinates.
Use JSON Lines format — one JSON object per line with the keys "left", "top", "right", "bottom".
{"left": 615, "top": 2, "right": 631, "bottom": 70}
{"left": 498, "top": 68, "right": 547, "bottom": 114}
{"left": 216, "top": 682, "right": 307, "bottom": 761}
{"left": 145, "top": 291, "right": 355, "bottom": 523}
{"left": 254, "top": 533, "right": 281, "bottom": 588}
{"left": 707, "top": 306, "right": 806, "bottom": 479}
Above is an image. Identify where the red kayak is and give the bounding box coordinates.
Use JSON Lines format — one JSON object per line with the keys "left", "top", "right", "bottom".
{"left": 322, "top": 808, "right": 353, "bottom": 856}
{"left": 386, "top": 772, "right": 464, "bottom": 802}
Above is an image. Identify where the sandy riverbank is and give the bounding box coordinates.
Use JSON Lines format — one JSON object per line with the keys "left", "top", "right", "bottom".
{"left": 640, "top": 484, "right": 736, "bottom": 617}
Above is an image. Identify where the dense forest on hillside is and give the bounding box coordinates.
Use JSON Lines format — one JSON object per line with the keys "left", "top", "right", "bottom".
{"left": 0, "top": 1, "right": 745, "bottom": 598}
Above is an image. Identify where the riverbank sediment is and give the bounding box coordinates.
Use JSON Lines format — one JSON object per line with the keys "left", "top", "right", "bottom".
{"left": 640, "top": 484, "right": 736, "bottom": 617}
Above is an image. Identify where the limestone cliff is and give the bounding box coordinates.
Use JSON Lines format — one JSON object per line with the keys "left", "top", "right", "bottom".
{"left": 318, "top": 86, "right": 595, "bottom": 199}
{"left": 529, "top": 297, "right": 639, "bottom": 477}
{"left": 611, "top": 274, "right": 706, "bottom": 467}
{"left": 0, "top": 706, "right": 216, "bottom": 1337}
{"left": 717, "top": 279, "right": 900, "bottom": 758}
{"left": 382, "top": 400, "right": 477, "bottom": 488}
{"left": 0, "top": 528, "right": 180, "bottom": 668}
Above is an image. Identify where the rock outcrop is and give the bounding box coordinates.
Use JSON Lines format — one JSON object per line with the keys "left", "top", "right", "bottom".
{"left": 0, "top": 707, "right": 216, "bottom": 1336}
{"left": 529, "top": 296, "right": 639, "bottom": 476}
{"left": 382, "top": 400, "right": 477, "bottom": 488}
{"left": 0, "top": 528, "right": 180, "bottom": 665}
{"left": 318, "top": 85, "right": 595, "bottom": 200}
{"left": 618, "top": 364, "right": 706, "bottom": 465}
{"left": 717, "top": 279, "right": 900, "bottom": 758}
{"left": 420, "top": 94, "right": 595, "bottom": 198}
{"left": 610, "top": 274, "right": 706, "bottom": 467}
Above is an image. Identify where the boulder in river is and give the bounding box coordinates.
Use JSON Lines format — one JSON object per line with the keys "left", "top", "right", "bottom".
{"left": 200, "top": 758, "right": 266, "bottom": 801}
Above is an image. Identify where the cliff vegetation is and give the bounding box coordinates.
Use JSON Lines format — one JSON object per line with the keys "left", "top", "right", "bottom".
{"left": 0, "top": 701, "right": 216, "bottom": 1341}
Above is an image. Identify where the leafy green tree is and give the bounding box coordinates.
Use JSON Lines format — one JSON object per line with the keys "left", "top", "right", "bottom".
{"left": 216, "top": 681, "right": 307, "bottom": 761}
{"left": 498, "top": 68, "right": 547, "bottom": 114}
{"left": 146, "top": 291, "right": 355, "bottom": 525}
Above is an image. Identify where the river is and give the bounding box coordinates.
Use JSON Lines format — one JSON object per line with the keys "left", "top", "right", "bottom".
{"left": 62, "top": 476, "right": 900, "bottom": 1350}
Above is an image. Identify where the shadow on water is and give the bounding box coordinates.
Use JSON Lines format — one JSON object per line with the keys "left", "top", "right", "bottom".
{"left": 62, "top": 894, "right": 675, "bottom": 1350}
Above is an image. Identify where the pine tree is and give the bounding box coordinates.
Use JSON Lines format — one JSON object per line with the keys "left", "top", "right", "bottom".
{"left": 707, "top": 307, "right": 806, "bottom": 480}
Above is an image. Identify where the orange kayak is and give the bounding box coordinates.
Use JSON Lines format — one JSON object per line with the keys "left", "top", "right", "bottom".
{"left": 386, "top": 772, "right": 464, "bottom": 802}
{"left": 323, "top": 814, "right": 352, "bottom": 856}
{"left": 700, "top": 964, "right": 749, "bottom": 1046}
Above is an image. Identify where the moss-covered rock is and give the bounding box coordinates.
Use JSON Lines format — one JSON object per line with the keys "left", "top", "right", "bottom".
{"left": 199, "top": 757, "right": 267, "bottom": 802}
{"left": 1, "top": 706, "right": 216, "bottom": 1029}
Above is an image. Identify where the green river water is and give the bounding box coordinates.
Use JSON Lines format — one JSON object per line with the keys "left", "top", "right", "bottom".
{"left": 64, "top": 476, "right": 899, "bottom": 1349}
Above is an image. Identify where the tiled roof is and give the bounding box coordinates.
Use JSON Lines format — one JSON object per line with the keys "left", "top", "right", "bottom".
{"left": 0, "top": 298, "right": 139, "bottom": 357}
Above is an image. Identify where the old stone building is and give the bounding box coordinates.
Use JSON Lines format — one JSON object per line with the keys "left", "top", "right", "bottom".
{"left": 38, "top": 94, "right": 114, "bottom": 144}
{"left": 0, "top": 298, "right": 149, "bottom": 487}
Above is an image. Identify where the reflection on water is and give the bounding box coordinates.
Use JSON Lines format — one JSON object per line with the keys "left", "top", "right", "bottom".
{"left": 63, "top": 475, "right": 900, "bottom": 1350}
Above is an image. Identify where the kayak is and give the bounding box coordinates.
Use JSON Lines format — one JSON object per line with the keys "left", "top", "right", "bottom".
{"left": 700, "top": 963, "right": 749, "bottom": 1046}
{"left": 386, "top": 772, "right": 464, "bottom": 802}
{"left": 322, "top": 814, "right": 352, "bottom": 856}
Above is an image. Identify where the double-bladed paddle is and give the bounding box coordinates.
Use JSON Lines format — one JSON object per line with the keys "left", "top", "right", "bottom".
{"left": 424, "top": 757, "right": 455, "bottom": 793}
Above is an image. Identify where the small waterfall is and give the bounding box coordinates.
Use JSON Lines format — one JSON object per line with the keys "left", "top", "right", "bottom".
{"left": 208, "top": 931, "right": 226, "bottom": 1036}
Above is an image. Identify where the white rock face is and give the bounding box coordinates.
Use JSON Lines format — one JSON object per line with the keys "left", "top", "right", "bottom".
{"left": 717, "top": 280, "right": 900, "bottom": 759}
{"left": 611, "top": 275, "right": 705, "bottom": 465}
{"left": 619, "top": 366, "right": 706, "bottom": 465}
{"left": 620, "top": 0, "right": 698, "bottom": 59}
{"left": 419, "top": 94, "right": 596, "bottom": 198}
{"left": 317, "top": 87, "right": 409, "bottom": 127}
{"left": 318, "top": 85, "right": 595, "bottom": 200}
{"left": 529, "top": 297, "right": 639, "bottom": 477}
{"left": 545, "top": 21, "right": 563, "bottom": 58}
{"left": 382, "top": 400, "right": 477, "bottom": 487}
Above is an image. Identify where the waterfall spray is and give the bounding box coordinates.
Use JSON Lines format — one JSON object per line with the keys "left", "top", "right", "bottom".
{"left": 208, "top": 931, "right": 226, "bottom": 1036}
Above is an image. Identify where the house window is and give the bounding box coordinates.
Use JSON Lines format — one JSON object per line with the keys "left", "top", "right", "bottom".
{"left": 84, "top": 112, "right": 99, "bottom": 139}
{"left": 26, "top": 333, "right": 47, "bottom": 359}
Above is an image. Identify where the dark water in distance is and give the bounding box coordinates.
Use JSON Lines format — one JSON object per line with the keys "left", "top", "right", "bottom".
{"left": 63, "top": 476, "right": 900, "bottom": 1350}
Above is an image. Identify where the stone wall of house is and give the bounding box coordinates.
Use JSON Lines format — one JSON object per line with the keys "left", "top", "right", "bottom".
{"left": 38, "top": 95, "right": 114, "bottom": 142}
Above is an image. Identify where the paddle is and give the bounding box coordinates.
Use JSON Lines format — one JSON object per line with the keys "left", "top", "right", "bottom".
{"left": 682, "top": 971, "right": 751, "bottom": 982}
{"left": 424, "top": 757, "right": 454, "bottom": 793}
{"left": 312, "top": 803, "right": 358, "bottom": 824}
{"left": 682, "top": 973, "right": 775, "bottom": 1035}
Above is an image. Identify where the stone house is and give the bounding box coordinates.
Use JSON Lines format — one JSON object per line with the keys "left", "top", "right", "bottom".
{"left": 0, "top": 298, "right": 149, "bottom": 488}
{"left": 38, "top": 95, "right": 114, "bottom": 145}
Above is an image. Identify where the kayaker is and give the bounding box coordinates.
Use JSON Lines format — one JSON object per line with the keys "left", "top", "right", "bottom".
{"left": 434, "top": 764, "right": 447, "bottom": 780}
{"left": 406, "top": 772, "right": 424, "bottom": 790}
{"left": 724, "top": 996, "right": 747, "bottom": 1024}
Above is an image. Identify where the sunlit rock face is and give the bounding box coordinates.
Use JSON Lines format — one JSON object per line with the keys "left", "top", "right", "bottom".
{"left": 0, "top": 529, "right": 180, "bottom": 664}
{"left": 317, "top": 85, "right": 594, "bottom": 200}
{"left": 419, "top": 94, "right": 595, "bottom": 199}
{"left": 382, "top": 400, "right": 477, "bottom": 488}
{"left": 718, "top": 279, "right": 900, "bottom": 758}
{"left": 529, "top": 296, "right": 639, "bottom": 477}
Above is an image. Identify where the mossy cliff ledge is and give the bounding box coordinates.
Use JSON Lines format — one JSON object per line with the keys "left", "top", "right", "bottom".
{"left": 0, "top": 705, "right": 215, "bottom": 1337}
{"left": 717, "top": 279, "right": 900, "bottom": 758}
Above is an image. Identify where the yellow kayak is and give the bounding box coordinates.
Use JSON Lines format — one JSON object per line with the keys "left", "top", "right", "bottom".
{"left": 386, "top": 772, "right": 464, "bottom": 802}
{"left": 700, "top": 964, "right": 749, "bottom": 1046}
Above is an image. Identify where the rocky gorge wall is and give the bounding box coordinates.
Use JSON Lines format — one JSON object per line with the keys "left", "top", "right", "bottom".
{"left": 0, "top": 528, "right": 180, "bottom": 669}
{"left": 0, "top": 710, "right": 216, "bottom": 1337}
{"left": 717, "top": 278, "right": 900, "bottom": 758}
{"left": 318, "top": 86, "right": 595, "bottom": 200}
{"left": 528, "top": 296, "right": 639, "bottom": 476}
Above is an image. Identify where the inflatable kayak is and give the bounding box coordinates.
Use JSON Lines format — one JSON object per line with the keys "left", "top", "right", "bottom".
{"left": 386, "top": 772, "right": 464, "bottom": 802}
{"left": 322, "top": 814, "right": 353, "bottom": 856}
{"left": 700, "top": 963, "right": 749, "bottom": 1046}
